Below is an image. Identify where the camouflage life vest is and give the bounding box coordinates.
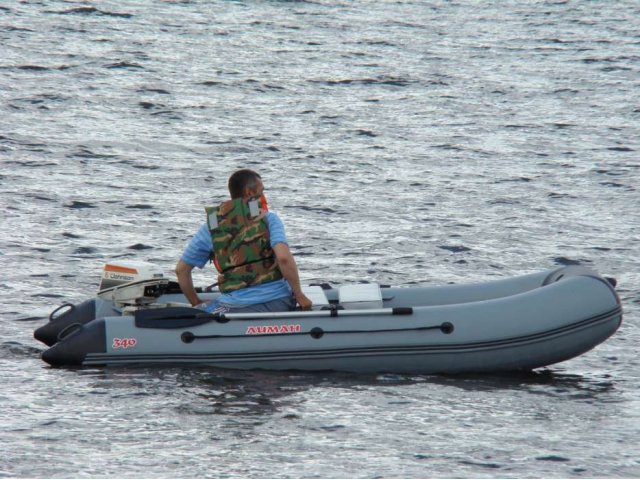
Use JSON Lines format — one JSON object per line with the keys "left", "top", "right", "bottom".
{"left": 205, "top": 195, "right": 283, "bottom": 293}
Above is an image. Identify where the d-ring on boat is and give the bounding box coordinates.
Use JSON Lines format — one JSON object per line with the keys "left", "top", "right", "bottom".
{"left": 34, "top": 261, "right": 622, "bottom": 374}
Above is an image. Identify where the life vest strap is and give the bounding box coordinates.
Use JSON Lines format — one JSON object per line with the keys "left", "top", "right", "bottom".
{"left": 219, "top": 255, "right": 276, "bottom": 274}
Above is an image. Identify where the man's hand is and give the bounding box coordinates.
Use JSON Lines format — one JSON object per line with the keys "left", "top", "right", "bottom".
{"left": 294, "top": 291, "right": 313, "bottom": 311}
{"left": 272, "top": 243, "right": 313, "bottom": 311}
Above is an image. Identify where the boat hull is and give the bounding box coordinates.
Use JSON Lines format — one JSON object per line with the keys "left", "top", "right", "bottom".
{"left": 38, "top": 268, "right": 623, "bottom": 374}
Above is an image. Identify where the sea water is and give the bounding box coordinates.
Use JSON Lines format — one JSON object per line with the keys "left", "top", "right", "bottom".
{"left": 1, "top": 1, "right": 639, "bottom": 477}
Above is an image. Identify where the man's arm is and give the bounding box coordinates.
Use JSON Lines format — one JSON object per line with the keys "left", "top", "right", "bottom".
{"left": 272, "top": 243, "right": 312, "bottom": 310}
{"left": 175, "top": 259, "right": 203, "bottom": 307}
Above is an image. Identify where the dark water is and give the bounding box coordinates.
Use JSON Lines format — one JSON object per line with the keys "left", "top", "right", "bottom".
{"left": 1, "top": 0, "right": 639, "bottom": 477}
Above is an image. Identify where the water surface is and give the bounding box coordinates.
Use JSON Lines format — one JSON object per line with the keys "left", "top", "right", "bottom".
{"left": 1, "top": 1, "right": 639, "bottom": 477}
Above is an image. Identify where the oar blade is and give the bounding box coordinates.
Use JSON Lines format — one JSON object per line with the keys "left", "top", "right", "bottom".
{"left": 134, "top": 306, "right": 213, "bottom": 329}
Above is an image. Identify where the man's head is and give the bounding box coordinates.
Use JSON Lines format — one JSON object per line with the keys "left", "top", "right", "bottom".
{"left": 228, "top": 169, "right": 263, "bottom": 200}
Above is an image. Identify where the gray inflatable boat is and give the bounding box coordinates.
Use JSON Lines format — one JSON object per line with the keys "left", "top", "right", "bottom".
{"left": 35, "top": 263, "right": 622, "bottom": 374}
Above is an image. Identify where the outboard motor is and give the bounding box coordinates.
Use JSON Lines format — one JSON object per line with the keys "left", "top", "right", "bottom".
{"left": 96, "top": 261, "right": 168, "bottom": 309}
{"left": 34, "top": 261, "right": 168, "bottom": 347}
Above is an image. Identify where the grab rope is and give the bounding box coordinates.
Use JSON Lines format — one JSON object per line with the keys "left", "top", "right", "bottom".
{"left": 181, "top": 322, "right": 454, "bottom": 343}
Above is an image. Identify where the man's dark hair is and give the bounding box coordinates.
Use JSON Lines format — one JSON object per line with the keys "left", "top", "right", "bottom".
{"left": 228, "top": 169, "right": 262, "bottom": 199}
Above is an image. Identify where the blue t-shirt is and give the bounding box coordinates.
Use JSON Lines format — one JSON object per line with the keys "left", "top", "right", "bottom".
{"left": 180, "top": 211, "right": 292, "bottom": 307}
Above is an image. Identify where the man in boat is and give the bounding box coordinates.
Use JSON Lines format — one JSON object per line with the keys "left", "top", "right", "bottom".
{"left": 175, "top": 169, "right": 312, "bottom": 313}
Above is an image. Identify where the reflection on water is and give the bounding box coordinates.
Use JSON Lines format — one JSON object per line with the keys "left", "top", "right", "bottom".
{"left": 429, "top": 369, "right": 617, "bottom": 399}
{"left": 67, "top": 365, "right": 622, "bottom": 419}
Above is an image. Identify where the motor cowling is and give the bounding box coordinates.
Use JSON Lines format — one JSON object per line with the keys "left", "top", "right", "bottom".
{"left": 97, "top": 261, "right": 169, "bottom": 308}
{"left": 99, "top": 261, "right": 164, "bottom": 291}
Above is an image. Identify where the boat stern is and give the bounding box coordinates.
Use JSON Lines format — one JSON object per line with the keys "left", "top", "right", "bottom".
{"left": 41, "top": 318, "right": 106, "bottom": 367}
{"left": 34, "top": 299, "right": 97, "bottom": 347}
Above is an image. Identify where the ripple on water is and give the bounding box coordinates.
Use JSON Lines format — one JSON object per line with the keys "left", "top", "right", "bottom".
{"left": 50, "top": 6, "right": 133, "bottom": 18}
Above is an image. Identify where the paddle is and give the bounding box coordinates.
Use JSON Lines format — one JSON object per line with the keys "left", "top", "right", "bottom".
{"left": 134, "top": 306, "right": 214, "bottom": 329}
{"left": 132, "top": 305, "right": 455, "bottom": 338}
{"left": 216, "top": 306, "right": 413, "bottom": 320}
{"left": 137, "top": 305, "right": 413, "bottom": 321}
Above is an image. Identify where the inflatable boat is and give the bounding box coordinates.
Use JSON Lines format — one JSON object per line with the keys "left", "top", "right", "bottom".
{"left": 34, "top": 262, "right": 622, "bottom": 374}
